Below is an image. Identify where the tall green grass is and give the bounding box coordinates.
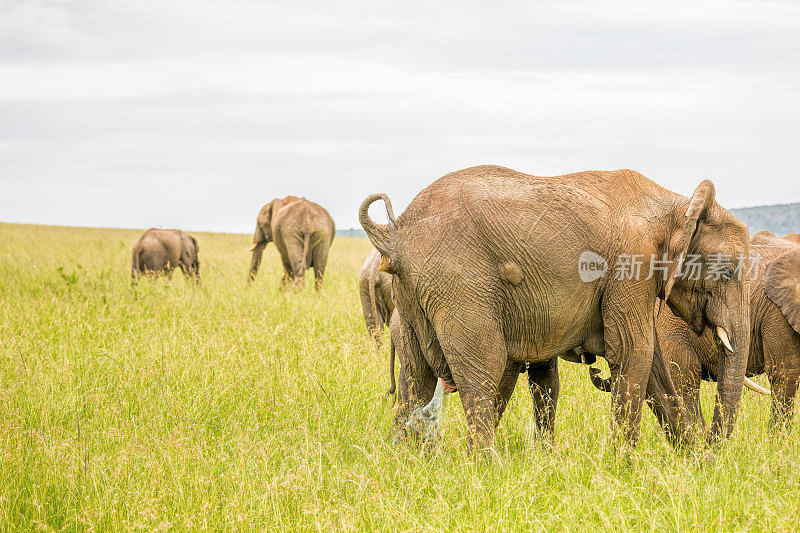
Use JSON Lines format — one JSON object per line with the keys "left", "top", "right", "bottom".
{"left": 1, "top": 222, "right": 797, "bottom": 530}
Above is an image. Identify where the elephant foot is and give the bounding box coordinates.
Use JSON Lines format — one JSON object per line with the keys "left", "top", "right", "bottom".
{"left": 405, "top": 379, "right": 447, "bottom": 443}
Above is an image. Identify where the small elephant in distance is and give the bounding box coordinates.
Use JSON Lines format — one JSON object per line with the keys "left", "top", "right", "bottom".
{"left": 248, "top": 196, "right": 335, "bottom": 290}
{"left": 131, "top": 228, "right": 199, "bottom": 283}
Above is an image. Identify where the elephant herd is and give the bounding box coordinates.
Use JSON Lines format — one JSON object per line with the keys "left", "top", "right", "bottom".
{"left": 359, "top": 165, "right": 800, "bottom": 452}
{"left": 132, "top": 164, "right": 799, "bottom": 454}
{"left": 131, "top": 196, "right": 335, "bottom": 289}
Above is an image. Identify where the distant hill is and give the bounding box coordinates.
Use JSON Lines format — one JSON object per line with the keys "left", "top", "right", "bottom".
{"left": 731, "top": 203, "right": 800, "bottom": 235}
{"left": 335, "top": 228, "right": 367, "bottom": 238}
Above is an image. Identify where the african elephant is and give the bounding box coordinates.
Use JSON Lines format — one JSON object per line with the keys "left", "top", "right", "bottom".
{"left": 360, "top": 165, "right": 750, "bottom": 450}
{"left": 248, "top": 196, "right": 335, "bottom": 290}
{"left": 359, "top": 248, "right": 395, "bottom": 347}
{"left": 595, "top": 230, "right": 798, "bottom": 437}
{"left": 131, "top": 228, "right": 199, "bottom": 283}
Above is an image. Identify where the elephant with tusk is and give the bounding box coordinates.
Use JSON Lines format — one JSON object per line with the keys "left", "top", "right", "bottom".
{"left": 591, "top": 230, "right": 800, "bottom": 437}
{"left": 248, "top": 196, "right": 335, "bottom": 290}
{"left": 592, "top": 230, "right": 800, "bottom": 433}
{"left": 361, "top": 165, "right": 751, "bottom": 451}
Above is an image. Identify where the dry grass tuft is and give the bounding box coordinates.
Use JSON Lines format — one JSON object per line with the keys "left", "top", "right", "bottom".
{"left": 0, "top": 222, "right": 797, "bottom": 530}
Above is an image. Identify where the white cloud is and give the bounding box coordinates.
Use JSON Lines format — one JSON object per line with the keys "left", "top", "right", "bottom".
{"left": 0, "top": 0, "right": 799, "bottom": 231}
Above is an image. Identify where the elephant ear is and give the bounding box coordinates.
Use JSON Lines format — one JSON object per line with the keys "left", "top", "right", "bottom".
{"left": 259, "top": 202, "right": 275, "bottom": 226}
{"left": 252, "top": 222, "right": 266, "bottom": 244}
{"left": 253, "top": 201, "right": 278, "bottom": 244}
{"left": 664, "top": 180, "right": 716, "bottom": 299}
{"left": 763, "top": 247, "right": 800, "bottom": 334}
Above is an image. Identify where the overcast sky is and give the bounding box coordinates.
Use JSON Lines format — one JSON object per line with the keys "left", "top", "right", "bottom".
{"left": 1, "top": 0, "right": 799, "bottom": 232}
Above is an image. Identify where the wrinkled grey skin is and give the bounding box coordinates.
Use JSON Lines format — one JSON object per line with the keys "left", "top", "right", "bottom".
{"left": 359, "top": 248, "right": 395, "bottom": 347}
{"left": 394, "top": 311, "right": 540, "bottom": 445}
{"left": 362, "top": 165, "right": 750, "bottom": 451}
{"left": 599, "top": 231, "right": 799, "bottom": 438}
{"left": 249, "top": 196, "right": 335, "bottom": 290}
{"left": 131, "top": 228, "right": 199, "bottom": 283}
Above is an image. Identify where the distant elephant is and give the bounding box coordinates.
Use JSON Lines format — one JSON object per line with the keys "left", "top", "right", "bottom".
{"left": 359, "top": 248, "right": 395, "bottom": 347}
{"left": 361, "top": 165, "right": 751, "bottom": 450}
{"left": 248, "top": 196, "right": 335, "bottom": 290}
{"left": 131, "top": 228, "right": 199, "bottom": 283}
{"left": 592, "top": 230, "right": 799, "bottom": 436}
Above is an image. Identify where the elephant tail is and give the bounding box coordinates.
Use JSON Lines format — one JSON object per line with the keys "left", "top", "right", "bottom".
{"left": 387, "top": 337, "right": 396, "bottom": 401}
{"left": 300, "top": 232, "right": 311, "bottom": 272}
{"left": 368, "top": 271, "right": 380, "bottom": 344}
{"left": 359, "top": 194, "right": 397, "bottom": 267}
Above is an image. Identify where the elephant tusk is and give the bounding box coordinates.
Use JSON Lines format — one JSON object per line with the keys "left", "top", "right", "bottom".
{"left": 716, "top": 326, "right": 734, "bottom": 353}
{"left": 744, "top": 376, "right": 771, "bottom": 395}
{"left": 249, "top": 242, "right": 258, "bottom": 252}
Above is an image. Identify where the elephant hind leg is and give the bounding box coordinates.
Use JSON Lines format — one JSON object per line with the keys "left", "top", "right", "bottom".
{"left": 286, "top": 233, "right": 312, "bottom": 289}
{"left": 392, "top": 317, "right": 438, "bottom": 442}
{"left": 311, "top": 240, "right": 331, "bottom": 291}
{"left": 279, "top": 240, "right": 305, "bottom": 288}
{"left": 769, "top": 372, "right": 799, "bottom": 434}
{"left": 280, "top": 254, "right": 294, "bottom": 287}
{"left": 495, "top": 360, "right": 523, "bottom": 425}
{"left": 438, "top": 314, "right": 507, "bottom": 453}
{"left": 527, "top": 357, "right": 559, "bottom": 438}
{"left": 290, "top": 256, "right": 305, "bottom": 288}
{"left": 764, "top": 325, "right": 800, "bottom": 434}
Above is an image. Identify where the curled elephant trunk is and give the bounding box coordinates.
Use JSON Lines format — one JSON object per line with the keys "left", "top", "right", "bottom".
{"left": 589, "top": 367, "right": 612, "bottom": 392}
{"left": 708, "top": 320, "right": 750, "bottom": 443}
{"left": 644, "top": 335, "right": 691, "bottom": 447}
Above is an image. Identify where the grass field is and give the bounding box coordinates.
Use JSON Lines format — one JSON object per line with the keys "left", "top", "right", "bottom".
{"left": 1, "top": 222, "right": 798, "bottom": 531}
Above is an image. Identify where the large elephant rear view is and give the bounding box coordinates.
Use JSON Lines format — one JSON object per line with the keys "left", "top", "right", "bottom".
{"left": 248, "top": 196, "right": 335, "bottom": 290}
{"left": 360, "top": 165, "right": 751, "bottom": 450}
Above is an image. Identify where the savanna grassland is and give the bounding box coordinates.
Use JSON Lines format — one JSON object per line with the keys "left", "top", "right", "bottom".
{"left": 1, "top": 222, "right": 799, "bottom": 531}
